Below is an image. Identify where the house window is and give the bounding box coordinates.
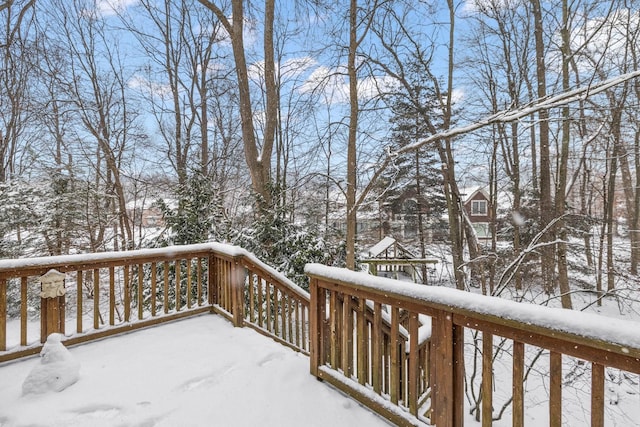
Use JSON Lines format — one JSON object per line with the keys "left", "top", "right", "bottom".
{"left": 472, "top": 223, "right": 490, "bottom": 238}
{"left": 471, "top": 200, "right": 487, "bottom": 216}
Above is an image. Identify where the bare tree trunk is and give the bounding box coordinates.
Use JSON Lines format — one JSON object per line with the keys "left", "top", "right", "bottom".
{"left": 445, "top": 1, "right": 466, "bottom": 290}
{"left": 197, "top": 0, "right": 275, "bottom": 208}
{"left": 531, "top": 0, "right": 555, "bottom": 293}
{"left": 606, "top": 144, "right": 618, "bottom": 292}
{"left": 345, "top": 0, "right": 359, "bottom": 270}
{"left": 415, "top": 150, "right": 428, "bottom": 285}
{"left": 555, "top": 0, "right": 572, "bottom": 309}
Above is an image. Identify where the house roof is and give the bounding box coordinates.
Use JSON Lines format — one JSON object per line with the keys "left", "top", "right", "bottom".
{"left": 459, "top": 186, "right": 513, "bottom": 212}
{"left": 461, "top": 187, "right": 489, "bottom": 203}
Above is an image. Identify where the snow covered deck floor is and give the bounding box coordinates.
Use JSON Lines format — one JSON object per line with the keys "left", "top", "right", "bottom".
{"left": 0, "top": 315, "right": 390, "bottom": 427}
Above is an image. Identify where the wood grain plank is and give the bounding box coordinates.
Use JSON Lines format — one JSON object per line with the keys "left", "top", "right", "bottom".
{"left": 482, "top": 331, "right": 493, "bottom": 427}
{"left": 550, "top": 351, "right": 562, "bottom": 427}
{"left": 591, "top": 362, "right": 604, "bottom": 427}
{"left": 513, "top": 341, "right": 524, "bottom": 427}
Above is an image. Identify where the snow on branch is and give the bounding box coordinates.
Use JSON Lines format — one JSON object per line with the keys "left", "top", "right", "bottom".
{"left": 395, "top": 69, "right": 640, "bottom": 156}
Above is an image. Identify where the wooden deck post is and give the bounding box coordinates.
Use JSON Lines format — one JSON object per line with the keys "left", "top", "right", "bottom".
{"left": 208, "top": 254, "right": 218, "bottom": 307}
{"left": 39, "top": 270, "right": 66, "bottom": 343}
{"left": 309, "top": 277, "right": 320, "bottom": 376}
{"left": 231, "top": 257, "right": 244, "bottom": 327}
{"left": 0, "top": 278, "right": 6, "bottom": 351}
{"left": 432, "top": 310, "right": 463, "bottom": 427}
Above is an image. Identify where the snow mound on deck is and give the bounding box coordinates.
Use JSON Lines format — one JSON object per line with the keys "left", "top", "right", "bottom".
{"left": 22, "top": 333, "right": 80, "bottom": 395}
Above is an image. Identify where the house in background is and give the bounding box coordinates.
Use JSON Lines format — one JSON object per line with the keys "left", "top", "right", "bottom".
{"left": 379, "top": 188, "right": 432, "bottom": 243}
{"left": 126, "top": 198, "right": 171, "bottom": 228}
{"left": 462, "top": 187, "right": 493, "bottom": 241}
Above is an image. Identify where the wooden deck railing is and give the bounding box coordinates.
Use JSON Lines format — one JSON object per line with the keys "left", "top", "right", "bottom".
{"left": 0, "top": 243, "right": 309, "bottom": 363}
{"left": 306, "top": 263, "right": 640, "bottom": 427}
{"left": 210, "top": 250, "right": 310, "bottom": 354}
{"left": 4, "top": 246, "right": 640, "bottom": 426}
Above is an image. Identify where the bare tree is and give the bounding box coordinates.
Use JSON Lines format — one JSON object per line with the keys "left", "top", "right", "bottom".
{"left": 197, "top": 0, "right": 277, "bottom": 209}
{"left": 0, "top": 0, "right": 36, "bottom": 182}
{"left": 44, "top": 0, "right": 141, "bottom": 250}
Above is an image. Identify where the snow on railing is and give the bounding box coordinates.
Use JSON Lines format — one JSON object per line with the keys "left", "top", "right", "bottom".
{"left": 0, "top": 243, "right": 310, "bottom": 363}
{"left": 306, "top": 263, "right": 640, "bottom": 427}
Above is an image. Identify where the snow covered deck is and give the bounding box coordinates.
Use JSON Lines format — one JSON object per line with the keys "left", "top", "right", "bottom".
{"left": 0, "top": 315, "right": 390, "bottom": 426}
{"left": 2, "top": 243, "right": 640, "bottom": 426}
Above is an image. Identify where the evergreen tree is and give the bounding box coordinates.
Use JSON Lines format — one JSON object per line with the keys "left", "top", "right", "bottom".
{"left": 378, "top": 76, "right": 447, "bottom": 251}
{"left": 231, "top": 185, "right": 345, "bottom": 290}
{"left": 155, "top": 172, "right": 227, "bottom": 246}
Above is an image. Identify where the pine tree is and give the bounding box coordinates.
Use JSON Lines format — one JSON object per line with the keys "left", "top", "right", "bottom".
{"left": 155, "top": 172, "right": 225, "bottom": 246}
{"left": 379, "top": 79, "right": 447, "bottom": 255}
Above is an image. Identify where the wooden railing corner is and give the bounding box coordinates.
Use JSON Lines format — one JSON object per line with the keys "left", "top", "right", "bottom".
{"left": 231, "top": 256, "right": 245, "bottom": 327}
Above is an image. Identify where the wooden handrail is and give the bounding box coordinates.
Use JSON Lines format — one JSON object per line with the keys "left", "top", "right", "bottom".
{"left": 0, "top": 243, "right": 310, "bottom": 363}
{"left": 306, "top": 263, "right": 640, "bottom": 427}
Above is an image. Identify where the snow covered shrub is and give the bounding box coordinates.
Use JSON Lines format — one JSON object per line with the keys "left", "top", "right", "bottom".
{"left": 231, "top": 190, "right": 345, "bottom": 291}
{"left": 155, "top": 173, "right": 227, "bottom": 246}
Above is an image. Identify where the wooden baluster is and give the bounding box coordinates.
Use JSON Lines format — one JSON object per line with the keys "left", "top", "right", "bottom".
{"left": 482, "top": 331, "right": 493, "bottom": 427}
{"left": 222, "top": 260, "right": 228, "bottom": 312}
{"left": 226, "top": 260, "right": 232, "bottom": 311}
{"left": 249, "top": 271, "right": 255, "bottom": 324}
{"left": 163, "top": 261, "right": 169, "bottom": 314}
{"left": 123, "top": 266, "right": 131, "bottom": 322}
{"left": 408, "top": 312, "right": 419, "bottom": 416}
{"left": 94, "top": 269, "right": 101, "bottom": 329}
{"left": 301, "top": 304, "right": 307, "bottom": 352}
{"left": 217, "top": 258, "right": 223, "bottom": 308}
{"left": 513, "top": 341, "right": 525, "bottom": 427}
{"left": 390, "top": 306, "right": 400, "bottom": 405}
{"left": 0, "top": 278, "right": 6, "bottom": 351}
{"left": 266, "top": 282, "right": 271, "bottom": 332}
{"left": 591, "top": 362, "right": 605, "bottom": 427}
{"left": 138, "top": 263, "right": 144, "bottom": 319}
{"left": 281, "top": 290, "right": 287, "bottom": 339}
{"left": 383, "top": 335, "right": 390, "bottom": 396}
{"left": 224, "top": 260, "right": 230, "bottom": 311}
{"left": 357, "top": 297, "right": 367, "bottom": 386}
{"left": 257, "top": 275, "right": 264, "bottom": 328}
{"left": 341, "top": 293, "right": 352, "bottom": 377}
{"left": 151, "top": 262, "right": 157, "bottom": 317}
{"left": 294, "top": 299, "right": 300, "bottom": 348}
{"left": 21, "top": 277, "right": 28, "bottom": 345}
{"left": 208, "top": 255, "right": 217, "bottom": 306}
{"left": 274, "top": 287, "right": 281, "bottom": 335}
{"left": 175, "top": 260, "right": 181, "bottom": 312}
{"left": 372, "top": 302, "right": 383, "bottom": 394}
{"left": 330, "top": 290, "right": 338, "bottom": 368}
{"left": 550, "top": 351, "right": 562, "bottom": 427}
{"left": 196, "top": 257, "right": 202, "bottom": 306}
{"left": 186, "top": 259, "right": 192, "bottom": 309}
{"left": 287, "top": 294, "right": 294, "bottom": 344}
{"left": 109, "top": 267, "right": 115, "bottom": 325}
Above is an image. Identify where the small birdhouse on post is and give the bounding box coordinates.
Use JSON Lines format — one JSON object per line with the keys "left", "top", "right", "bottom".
{"left": 40, "top": 269, "right": 66, "bottom": 343}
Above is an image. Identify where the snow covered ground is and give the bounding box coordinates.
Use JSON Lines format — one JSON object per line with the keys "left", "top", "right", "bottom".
{"left": 0, "top": 315, "right": 391, "bottom": 427}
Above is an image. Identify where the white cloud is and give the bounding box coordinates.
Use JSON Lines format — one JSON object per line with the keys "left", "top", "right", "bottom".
{"left": 549, "top": 9, "right": 639, "bottom": 75}
{"left": 128, "top": 74, "right": 172, "bottom": 99}
{"left": 451, "top": 87, "right": 465, "bottom": 104}
{"left": 298, "top": 65, "right": 349, "bottom": 103}
{"left": 461, "top": 0, "right": 519, "bottom": 16}
{"left": 96, "top": 0, "right": 138, "bottom": 17}
{"left": 281, "top": 56, "right": 317, "bottom": 78}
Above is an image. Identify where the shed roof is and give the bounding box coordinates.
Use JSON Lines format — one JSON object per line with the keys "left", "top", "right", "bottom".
{"left": 366, "top": 236, "right": 397, "bottom": 258}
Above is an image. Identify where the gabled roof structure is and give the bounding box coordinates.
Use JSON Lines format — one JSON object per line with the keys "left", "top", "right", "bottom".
{"left": 365, "top": 236, "right": 416, "bottom": 259}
